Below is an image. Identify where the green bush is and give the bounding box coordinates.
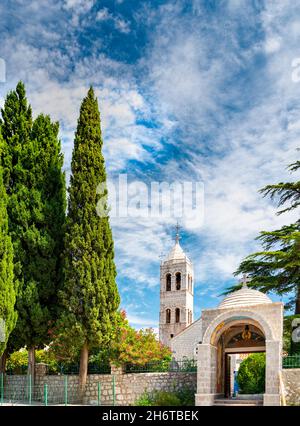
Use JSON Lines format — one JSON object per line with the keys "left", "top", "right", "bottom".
{"left": 135, "top": 392, "right": 154, "bottom": 406}
{"left": 36, "top": 349, "right": 60, "bottom": 373}
{"left": 6, "top": 348, "right": 112, "bottom": 374}
{"left": 6, "top": 348, "right": 60, "bottom": 374}
{"left": 6, "top": 349, "right": 28, "bottom": 373}
{"left": 154, "top": 391, "right": 181, "bottom": 406}
{"left": 134, "top": 386, "right": 195, "bottom": 406}
{"left": 180, "top": 359, "right": 197, "bottom": 372}
{"left": 237, "top": 353, "right": 265, "bottom": 394}
{"left": 176, "top": 386, "right": 195, "bottom": 406}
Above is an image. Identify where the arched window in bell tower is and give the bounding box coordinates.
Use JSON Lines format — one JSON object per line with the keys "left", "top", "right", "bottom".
{"left": 166, "top": 309, "right": 171, "bottom": 323}
{"left": 175, "top": 308, "right": 180, "bottom": 323}
{"left": 166, "top": 274, "right": 171, "bottom": 291}
{"left": 175, "top": 272, "right": 181, "bottom": 290}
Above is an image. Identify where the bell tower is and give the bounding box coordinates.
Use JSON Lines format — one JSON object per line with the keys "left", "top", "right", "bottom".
{"left": 159, "top": 226, "right": 194, "bottom": 348}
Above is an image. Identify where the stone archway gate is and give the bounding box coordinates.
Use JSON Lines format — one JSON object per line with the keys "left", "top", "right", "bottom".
{"left": 195, "top": 302, "right": 283, "bottom": 406}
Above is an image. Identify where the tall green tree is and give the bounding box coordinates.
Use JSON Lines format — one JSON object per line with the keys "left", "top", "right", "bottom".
{"left": 260, "top": 157, "right": 300, "bottom": 215}
{"left": 227, "top": 152, "right": 300, "bottom": 314}
{"left": 0, "top": 82, "right": 66, "bottom": 378}
{"left": 0, "top": 133, "right": 17, "bottom": 361}
{"left": 59, "top": 87, "right": 120, "bottom": 393}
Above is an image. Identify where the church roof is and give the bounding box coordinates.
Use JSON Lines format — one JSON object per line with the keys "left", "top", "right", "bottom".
{"left": 218, "top": 285, "right": 272, "bottom": 309}
{"left": 165, "top": 241, "right": 190, "bottom": 262}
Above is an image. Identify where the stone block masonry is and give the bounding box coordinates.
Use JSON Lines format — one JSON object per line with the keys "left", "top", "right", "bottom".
{"left": 4, "top": 368, "right": 300, "bottom": 405}
{"left": 84, "top": 371, "right": 197, "bottom": 406}
{"left": 282, "top": 369, "right": 300, "bottom": 406}
{"left": 4, "top": 370, "right": 197, "bottom": 406}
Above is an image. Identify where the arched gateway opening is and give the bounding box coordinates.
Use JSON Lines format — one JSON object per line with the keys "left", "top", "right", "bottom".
{"left": 212, "top": 318, "right": 266, "bottom": 397}
{"left": 195, "top": 284, "right": 283, "bottom": 406}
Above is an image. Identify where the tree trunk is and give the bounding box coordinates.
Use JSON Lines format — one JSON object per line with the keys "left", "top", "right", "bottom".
{"left": 79, "top": 343, "right": 89, "bottom": 400}
{"left": 28, "top": 347, "right": 35, "bottom": 385}
{"left": 0, "top": 349, "right": 8, "bottom": 373}
{"left": 295, "top": 286, "right": 300, "bottom": 315}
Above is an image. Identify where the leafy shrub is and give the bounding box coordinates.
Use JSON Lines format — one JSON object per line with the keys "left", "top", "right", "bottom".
{"left": 88, "top": 352, "right": 111, "bottom": 373}
{"left": 134, "top": 386, "right": 195, "bottom": 406}
{"left": 237, "top": 353, "right": 265, "bottom": 394}
{"left": 154, "top": 391, "right": 181, "bottom": 406}
{"left": 176, "top": 386, "right": 195, "bottom": 406}
{"left": 110, "top": 311, "right": 171, "bottom": 366}
{"left": 180, "top": 358, "right": 197, "bottom": 372}
{"left": 135, "top": 392, "right": 154, "bottom": 406}
{"left": 125, "top": 359, "right": 173, "bottom": 373}
{"left": 6, "top": 348, "right": 60, "bottom": 374}
{"left": 6, "top": 349, "right": 28, "bottom": 373}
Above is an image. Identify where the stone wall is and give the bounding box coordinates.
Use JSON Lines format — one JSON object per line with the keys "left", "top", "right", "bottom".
{"left": 282, "top": 369, "right": 300, "bottom": 406}
{"left": 4, "top": 370, "right": 197, "bottom": 406}
{"left": 4, "top": 374, "right": 80, "bottom": 404}
{"left": 84, "top": 371, "right": 197, "bottom": 405}
{"left": 5, "top": 369, "right": 300, "bottom": 405}
{"left": 4, "top": 375, "right": 27, "bottom": 388}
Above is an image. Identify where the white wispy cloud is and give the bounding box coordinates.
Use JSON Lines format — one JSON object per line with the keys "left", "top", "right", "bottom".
{"left": 63, "top": 0, "right": 95, "bottom": 25}
{"left": 96, "top": 7, "right": 130, "bottom": 34}
{"left": 1, "top": 0, "right": 300, "bottom": 328}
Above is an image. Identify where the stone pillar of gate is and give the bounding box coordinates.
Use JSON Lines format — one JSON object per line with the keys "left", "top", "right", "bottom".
{"left": 264, "top": 340, "right": 281, "bottom": 406}
{"left": 195, "top": 343, "right": 217, "bottom": 406}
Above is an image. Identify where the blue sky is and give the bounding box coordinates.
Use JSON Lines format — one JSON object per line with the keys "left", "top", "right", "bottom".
{"left": 0, "top": 0, "right": 299, "bottom": 331}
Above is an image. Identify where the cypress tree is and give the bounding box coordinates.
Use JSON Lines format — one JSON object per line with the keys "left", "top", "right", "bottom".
{"left": 60, "top": 87, "right": 120, "bottom": 392}
{"left": 0, "top": 132, "right": 17, "bottom": 360}
{"left": 0, "top": 82, "right": 32, "bottom": 364}
{"left": 0, "top": 82, "right": 66, "bottom": 378}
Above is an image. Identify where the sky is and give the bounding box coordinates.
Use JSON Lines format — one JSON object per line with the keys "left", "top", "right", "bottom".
{"left": 0, "top": 0, "right": 299, "bottom": 332}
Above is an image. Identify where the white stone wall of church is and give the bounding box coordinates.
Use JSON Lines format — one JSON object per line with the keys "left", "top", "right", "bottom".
{"left": 171, "top": 319, "right": 202, "bottom": 360}
{"left": 160, "top": 291, "right": 193, "bottom": 323}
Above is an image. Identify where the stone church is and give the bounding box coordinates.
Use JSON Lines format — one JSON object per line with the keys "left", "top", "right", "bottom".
{"left": 159, "top": 233, "right": 201, "bottom": 357}
{"left": 159, "top": 234, "right": 283, "bottom": 406}
{"left": 159, "top": 232, "right": 194, "bottom": 348}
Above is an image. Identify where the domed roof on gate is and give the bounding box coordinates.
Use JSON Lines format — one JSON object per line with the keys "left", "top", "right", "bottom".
{"left": 218, "top": 284, "right": 272, "bottom": 309}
